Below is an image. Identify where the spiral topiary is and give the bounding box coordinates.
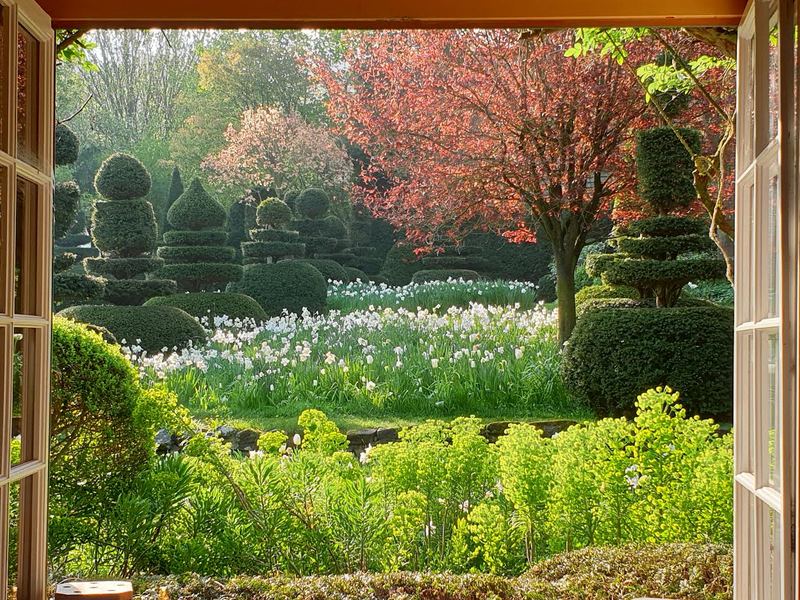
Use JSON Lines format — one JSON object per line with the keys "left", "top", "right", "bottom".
{"left": 155, "top": 178, "right": 242, "bottom": 292}
{"left": 86, "top": 153, "right": 176, "bottom": 304}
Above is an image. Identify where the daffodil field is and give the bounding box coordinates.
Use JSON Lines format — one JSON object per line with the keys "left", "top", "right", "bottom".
{"left": 126, "top": 280, "right": 581, "bottom": 427}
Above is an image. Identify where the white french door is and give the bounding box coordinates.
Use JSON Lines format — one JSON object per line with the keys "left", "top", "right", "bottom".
{"left": 734, "top": 0, "right": 797, "bottom": 598}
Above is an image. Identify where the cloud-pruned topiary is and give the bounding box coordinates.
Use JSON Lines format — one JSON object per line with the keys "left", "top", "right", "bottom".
{"left": 242, "top": 197, "right": 304, "bottom": 264}
{"left": 145, "top": 292, "right": 267, "bottom": 322}
{"left": 87, "top": 153, "right": 176, "bottom": 304}
{"left": 157, "top": 179, "right": 242, "bottom": 292}
{"left": 636, "top": 127, "right": 702, "bottom": 215}
{"left": 228, "top": 261, "right": 327, "bottom": 317}
{"left": 94, "top": 153, "right": 152, "bottom": 201}
{"left": 257, "top": 198, "right": 293, "bottom": 229}
{"left": 58, "top": 304, "right": 206, "bottom": 353}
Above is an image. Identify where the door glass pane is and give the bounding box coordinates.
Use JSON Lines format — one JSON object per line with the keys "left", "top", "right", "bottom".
{"left": 766, "top": 332, "right": 780, "bottom": 490}
{"left": 766, "top": 170, "right": 779, "bottom": 318}
{"left": 768, "top": 20, "right": 780, "bottom": 140}
{"left": 11, "top": 327, "right": 39, "bottom": 468}
{"left": 6, "top": 481, "right": 19, "bottom": 599}
{"left": 0, "top": 167, "right": 6, "bottom": 317}
{"left": 16, "top": 26, "right": 39, "bottom": 167}
{"left": 13, "top": 178, "right": 40, "bottom": 316}
{"left": 760, "top": 502, "right": 781, "bottom": 600}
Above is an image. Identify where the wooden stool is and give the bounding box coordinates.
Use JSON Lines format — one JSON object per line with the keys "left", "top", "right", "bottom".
{"left": 55, "top": 581, "right": 133, "bottom": 600}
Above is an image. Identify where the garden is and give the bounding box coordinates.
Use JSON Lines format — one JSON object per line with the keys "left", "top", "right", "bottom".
{"left": 48, "top": 24, "right": 737, "bottom": 599}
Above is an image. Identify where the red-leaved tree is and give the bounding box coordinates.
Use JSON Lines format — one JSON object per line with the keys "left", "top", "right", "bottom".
{"left": 317, "top": 30, "right": 648, "bottom": 342}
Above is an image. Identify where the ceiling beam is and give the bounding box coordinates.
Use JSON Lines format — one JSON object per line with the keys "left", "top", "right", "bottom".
{"left": 43, "top": 0, "right": 746, "bottom": 29}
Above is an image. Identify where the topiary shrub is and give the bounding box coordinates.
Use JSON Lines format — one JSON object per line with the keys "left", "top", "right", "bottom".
{"left": 102, "top": 279, "right": 178, "bottom": 306}
{"left": 162, "top": 166, "right": 184, "bottom": 235}
{"left": 292, "top": 258, "right": 349, "bottom": 283}
{"left": 157, "top": 178, "right": 242, "bottom": 292}
{"left": 412, "top": 269, "right": 482, "bottom": 283}
{"left": 54, "top": 181, "right": 81, "bottom": 240}
{"left": 344, "top": 266, "right": 369, "bottom": 282}
{"left": 145, "top": 292, "right": 267, "bottom": 322}
{"left": 52, "top": 272, "right": 106, "bottom": 311}
{"left": 91, "top": 199, "right": 159, "bottom": 257}
{"left": 575, "top": 284, "right": 638, "bottom": 307}
{"left": 242, "top": 197, "right": 305, "bottom": 265}
{"left": 381, "top": 242, "right": 423, "bottom": 285}
{"left": 84, "top": 257, "right": 165, "bottom": 280}
{"left": 256, "top": 198, "right": 293, "bottom": 229}
{"left": 58, "top": 305, "right": 206, "bottom": 352}
{"left": 636, "top": 127, "right": 702, "bottom": 215}
{"left": 227, "top": 261, "right": 327, "bottom": 317}
{"left": 55, "top": 123, "right": 80, "bottom": 166}
{"left": 562, "top": 306, "right": 733, "bottom": 417}
{"left": 94, "top": 153, "right": 152, "bottom": 201}
{"left": 296, "top": 187, "right": 331, "bottom": 219}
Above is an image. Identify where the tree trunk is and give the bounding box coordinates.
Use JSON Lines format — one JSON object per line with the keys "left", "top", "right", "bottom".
{"left": 553, "top": 251, "right": 578, "bottom": 345}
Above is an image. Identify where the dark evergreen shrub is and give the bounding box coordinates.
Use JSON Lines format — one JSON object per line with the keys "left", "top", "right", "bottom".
{"left": 465, "top": 232, "right": 552, "bottom": 282}
{"left": 256, "top": 198, "right": 293, "bottom": 229}
{"left": 55, "top": 123, "right": 80, "bottom": 166}
{"left": 228, "top": 261, "right": 327, "bottom": 316}
{"left": 624, "top": 215, "right": 707, "bottom": 238}
{"left": 58, "top": 305, "right": 206, "bottom": 352}
{"left": 94, "top": 153, "right": 152, "bottom": 201}
{"left": 293, "top": 259, "right": 349, "bottom": 283}
{"left": 412, "top": 269, "right": 482, "bottom": 283}
{"left": 59, "top": 246, "right": 99, "bottom": 260}
{"left": 249, "top": 229, "right": 301, "bottom": 243}
{"left": 536, "top": 274, "right": 557, "bottom": 303}
{"left": 296, "top": 188, "right": 331, "bottom": 218}
{"left": 57, "top": 232, "right": 91, "bottom": 248}
{"left": 346, "top": 256, "right": 384, "bottom": 276}
{"left": 103, "top": 279, "right": 178, "bottom": 306}
{"left": 381, "top": 242, "right": 422, "bottom": 285}
{"left": 303, "top": 236, "right": 339, "bottom": 255}
{"left": 321, "top": 215, "right": 347, "bottom": 239}
{"left": 575, "top": 284, "right": 638, "bottom": 307}
{"left": 226, "top": 199, "right": 248, "bottom": 257}
{"left": 370, "top": 275, "right": 389, "bottom": 285}
{"left": 167, "top": 178, "right": 227, "bottom": 231}
{"left": 85, "top": 256, "right": 165, "bottom": 279}
{"left": 562, "top": 306, "right": 733, "bottom": 417}
{"left": 344, "top": 267, "right": 369, "bottom": 282}
{"left": 145, "top": 292, "right": 267, "bottom": 322}
{"left": 157, "top": 245, "right": 236, "bottom": 263}
{"left": 53, "top": 272, "right": 106, "bottom": 310}
{"left": 162, "top": 166, "right": 184, "bottom": 234}
{"left": 241, "top": 241, "right": 305, "bottom": 261}
{"left": 164, "top": 230, "right": 228, "bottom": 246}
{"left": 283, "top": 189, "right": 300, "bottom": 211}
{"left": 155, "top": 263, "right": 243, "bottom": 291}
{"left": 683, "top": 279, "right": 734, "bottom": 306}
{"left": 91, "top": 199, "right": 158, "bottom": 257}
{"left": 54, "top": 181, "right": 81, "bottom": 240}
{"left": 636, "top": 127, "right": 702, "bottom": 215}
{"left": 421, "top": 255, "right": 491, "bottom": 272}
{"left": 616, "top": 234, "right": 716, "bottom": 259}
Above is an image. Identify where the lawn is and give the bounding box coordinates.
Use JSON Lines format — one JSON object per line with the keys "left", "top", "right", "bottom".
{"left": 126, "top": 280, "right": 589, "bottom": 432}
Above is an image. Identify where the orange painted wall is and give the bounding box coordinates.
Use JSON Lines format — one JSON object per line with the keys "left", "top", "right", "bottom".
{"left": 45, "top": 0, "right": 746, "bottom": 29}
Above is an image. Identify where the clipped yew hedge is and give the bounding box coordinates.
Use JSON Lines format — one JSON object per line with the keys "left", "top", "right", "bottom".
{"left": 145, "top": 292, "right": 267, "bottom": 322}
{"left": 228, "top": 261, "right": 327, "bottom": 317}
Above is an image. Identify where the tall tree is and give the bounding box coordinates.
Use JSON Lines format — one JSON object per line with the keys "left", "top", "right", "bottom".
{"left": 317, "top": 30, "right": 646, "bottom": 342}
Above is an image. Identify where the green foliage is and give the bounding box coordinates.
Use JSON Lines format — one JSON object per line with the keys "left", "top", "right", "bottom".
{"left": 422, "top": 255, "right": 491, "bottom": 273}
{"left": 157, "top": 245, "right": 236, "bottom": 263}
{"left": 58, "top": 305, "right": 206, "bottom": 352}
{"left": 145, "top": 292, "right": 267, "bottom": 322}
{"left": 54, "top": 181, "right": 82, "bottom": 240}
{"left": 296, "top": 187, "right": 331, "bottom": 218}
{"left": 684, "top": 279, "right": 734, "bottom": 306}
{"left": 256, "top": 198, "right": 293, "bottom": 229}
{"left": 84, "top": 257, "right": 165, "bottom": 279}
{"left": 249, "top": 228, "right": 301, "bottom": 242}
{"left": 624, "top": 215, "right": 707, "bottom": 237}
{"left": 344, "top": 267, "right": 369, "bottom": 283}
{"left": 562, "top": 307, "right": 733, "bottom": 416}
{"left": 55, "top": 123, "right": 80, "bottom": 166}
{"left": 228, "top": 260, "right": 328, "bottom": 316}
{"left": 241, "top": 241, "right": 306, "bottom": 262}
{"left": 94, "top": 153, "right": 152, "bottom": 201}
{"left": 167, "top": 178, "right": 227, "bottom": 231}
{"left": 52, "top": 272, "right": 106, "bottom": 311}
{"left": 574, "top": 283, "right": 638, "bottom": 307}
{"left": 162, "top": 166, "right": 185, "bottom": 234}
{"left": 321, "top": 214, "right": 348, "bottom": 239}
{"left": 293, "top": 258, "right": 349, "bottom": 283}
{"left": 601, "top": 257, "right": 728, "bottom": 290}
{"left": 466, "top": 233, "right": 552, "bottom": 282}
{"left": 91, "top": 199, "right": 159, "bottom": 257}
{"left": 381, "top": 243, "right": 423, "bottom": 285}
{"left": 636, "top": 127, "right": 702, "bottom": 214}
{"left": 155, "top": 263, "right": 243, "bottom": 292}
{"left": 163, "top": 229, "right": 228, "bottom": 246}
{"left": 103, "top": 279, "right": 179, "bottom": 306}
{"left": 616, "top": 234, "right": 716, "bottom": 259}
{"left": 226, "top": 199, "right": 249, "bottom": 257}
{"left": 412, "top": 269, "right": 482, "bottom": 283}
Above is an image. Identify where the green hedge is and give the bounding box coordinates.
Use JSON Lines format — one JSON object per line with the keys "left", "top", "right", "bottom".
{"left": 562, "top": 306, "right": 733, "bottom": 416}
{"left": 574, "top": 284, "right": 638, "bottom": 307}
{"left": 346, "top": 255, "right": 384, "bottom": 276}
{"left": 421, "top": 255, "right": 491, "bottom": 272}
{"left": 54, "top": 181, "right": 81, "bottom": 240}
{"left": 381, "top": 242, "right": 423, "bottom": 285}
{"left": 601, "top": 258, "right": 728, "bottom": 288}
{"left": 155, "top": 263, "right": 243, "bottom": 291}
{"left": 636, "top": 127, "right": 702, "bottom": 214}
{"left": 249, "top": 229, "right": 300, "bottom": 243}
{"left": 256, "top": 198, "right": 293, "bottom": 229}
{"left": 91, "top": 199, "right": 158, "bottom": 257}
{"left": 296, "top": 188, "right": 331, "bottom": 218}
{"left": 412, "top": 269, "right": 482, "bottom": 283}
{"left": 167, "top": 178, "right": 227, "bottom": 231}
{"left": 84, "top": 257, "right": 165, "bottom": 279}
{"left": 293, "top": 259, "right": 349, "bottom": 283}
{"left": 583, "top": 253, "right": 617, "bottom": 279}
{"left": 94, "top": 153, "right": 152, "bottom": 201}
{"left": 295, "top": 218, "right": 345, "bottom": 239}
{"left": 58, "top": 305, "right": 206, "bottom": 352}
{"left": 228, "top": 261, "right": 327, "bottom": 317}
{"left": 616, "top": 234, "right": 716, "bottom": 259}
{"left": 623, "top": 215, "right": 707, "bottom": 238}
{"left": 55, "top": 123, "right": 80, "bottom": 166}
{"left": 103, "top": 279, "right": 178, "bottom": 306}
{"left": 344, "top": 266, "right": 369, "bottom": 282}
{"left": 58, "top": 246, "right": 99, "bottom": 260}
{"left": 157, "top": 245, "right": 236, "bottom": 263}
{"left": 145, "top": 292, "right": 267, "bottom": 322}
{"left": 53, "top": 272, "right": 106, "bottom": 310}
{"left": 163, "top": 229, "right": 227, "bottom": 246}
{"left": 303, "top": 236, "right": 340, "bottom": 255}
{"left": 241, "top": 241, "right": 305, "bottom": 260}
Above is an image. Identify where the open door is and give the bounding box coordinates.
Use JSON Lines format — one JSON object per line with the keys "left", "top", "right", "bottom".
{"left": 734, "top": 0, "right": 797, "bottom": 598}
{"left": 0, "top": 0, "right": 54, "bottom": 598}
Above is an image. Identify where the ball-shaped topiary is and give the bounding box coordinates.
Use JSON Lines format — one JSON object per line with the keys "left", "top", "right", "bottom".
{"left": 145, "top": 292, "right": 267, "bottom": 322}
{"left": 58, "top": 305, "right": 206, "bottom": 352}
{"left": 55, "top": 123, "right": 80, "bottom": 166}
{"left": 228, "top": 260, "right": 327, "bottom": 317}
{"left": 94, "top": 153, "right": 152, "bottom": 201}
{"left": 54, "top": 181, "right": 81, "bottom": 240}
{"left": 296, "top": 188, "right": 331, "bottom": 219}
{"left": 167, "top": 178, "right": 227, "bottom": 231}
{"left": 562, "top": 305, "right": 733, "bottom": 417}
{"left": 256, "top": 198, "right": 293, "bottom": 229}
{"left": 344, "top": 266, "right": 369, "bottom": 283}
{"left": 293, "top": 258, "right": 349, "bottom": 283}
{"left": 636, "top": 127, "right": 702, "bottom": 215}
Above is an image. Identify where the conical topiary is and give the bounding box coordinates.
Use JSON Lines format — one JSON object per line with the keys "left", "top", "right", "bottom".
{"left": 162, "top": 165, "right": 184, "bottom": 235}
{"left": 155, "top": 178, "right": 242, "bottom": 292}
{"left": 85, "top": 153, "right": 177, "bottom": 305}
